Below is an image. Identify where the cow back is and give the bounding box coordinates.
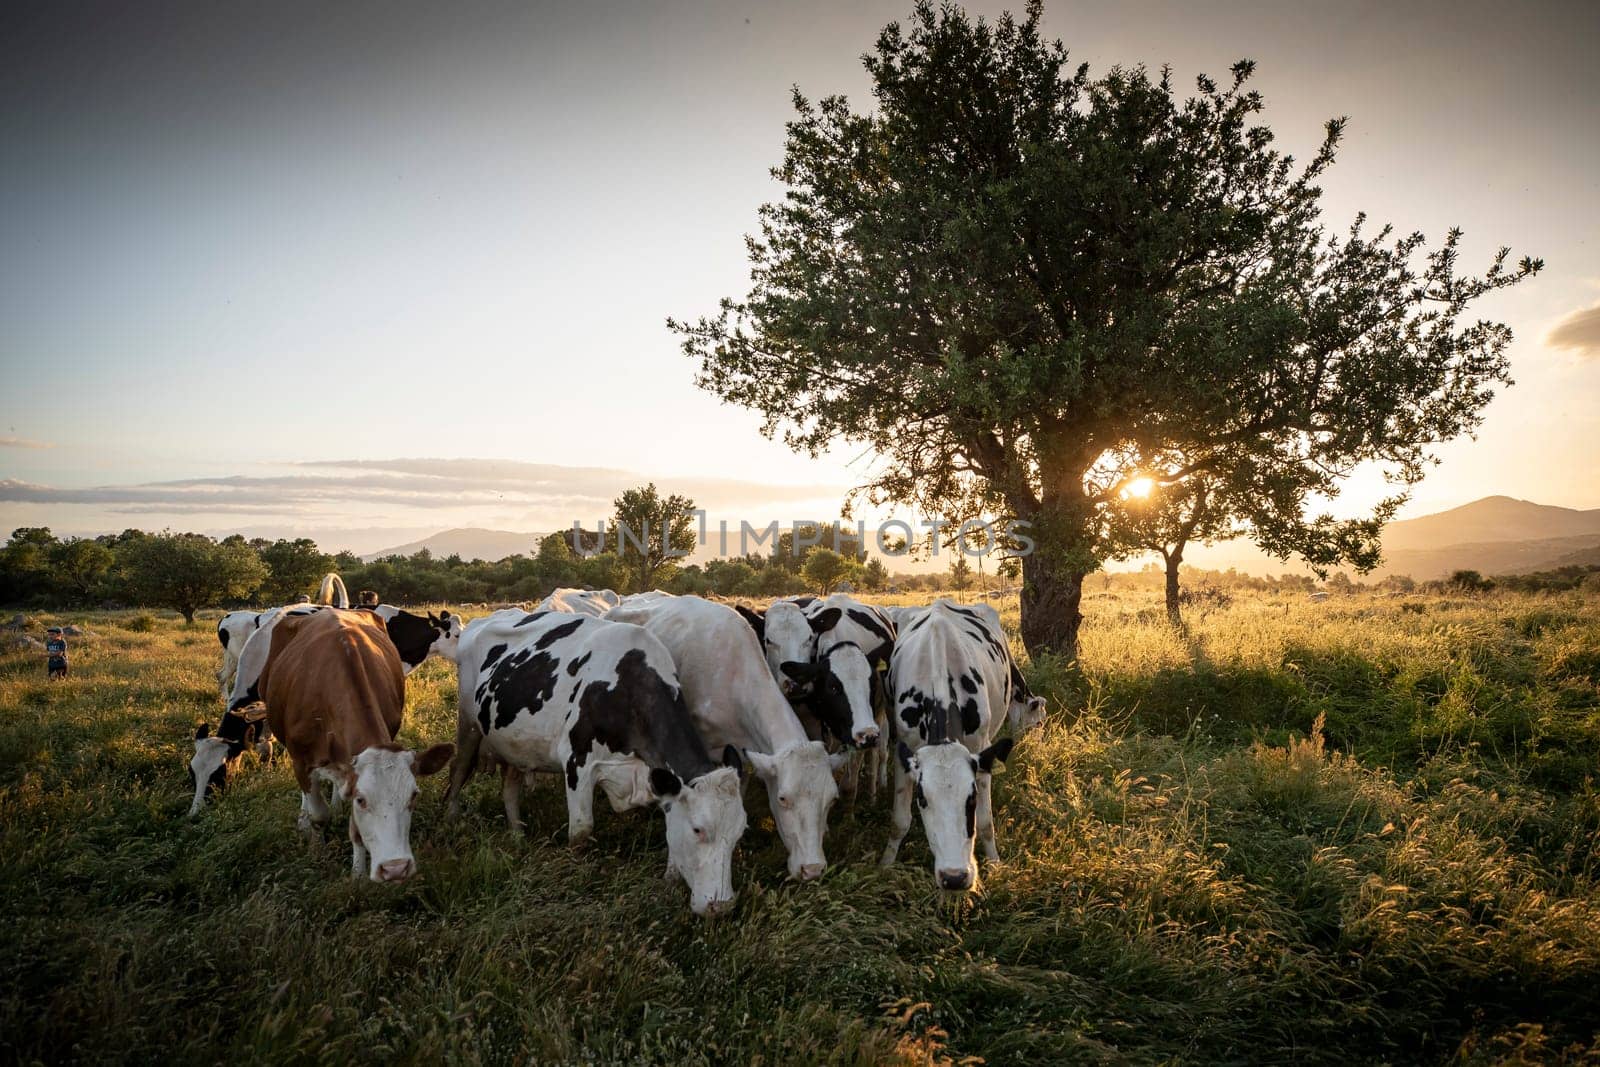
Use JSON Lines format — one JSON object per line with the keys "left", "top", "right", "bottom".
{"left": 263, "top": 609, "right": 406, "bottom": 758}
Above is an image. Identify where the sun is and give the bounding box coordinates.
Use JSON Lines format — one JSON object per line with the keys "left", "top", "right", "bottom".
{"left": 1123, "top": 476, "right": 1155, "bottom": 500}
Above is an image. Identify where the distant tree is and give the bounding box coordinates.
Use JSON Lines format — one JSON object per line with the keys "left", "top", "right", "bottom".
{"left": 120, "top": 531, "right": 267, "bottom": 623}
{"left": 1324, "top": 571, "right": 1359, "bottom": 595}
{"left": 673, "top": 1, "right": 1540, "bottom": 659}
{"left": 49, "top": 538, "right": 115, "bottom": 600}
{"left": 257, "top": 538, "right": 332, "bottom": 604}
{"left": 769, "top": 522, "right": 866, "bottom": 574}
{"left": 802, "top": 548, "right": 851, "bottom": 594}
{"left": 1377, "top": 574, "right": 1417, "bottom": 594}
{"left": 1107, "top": 472, "right": 1241, "bottom": 626}
{"left": 612, "top": 483, "right": 697, "bottom": 593}
{"left": 0, "top": 527, "right": 59, "bottom": 602}
{"left": 948, "top": 556, "right": 973, "bottom": 592}
{"left": 859, "top": 557, "right": 889, "bottom": 591}
{"left": 1449, "top": 569, "right": 1493, "bottom": 594}
{"left": 997, "top": 557, "right": 1022, "bottom": 586}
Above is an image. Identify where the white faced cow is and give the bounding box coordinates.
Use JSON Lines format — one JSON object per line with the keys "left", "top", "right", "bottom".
{"left": 606, "top": 595, "right": 846, "bottom": 881}
{"left": 260, "top": 607, "right": 453, "bottom": 882}
{"left": 881, "top": 598, "right": 1045, "bottom": 892}
{"left": 447, "top": 609, "right": 747, "bottom": 916}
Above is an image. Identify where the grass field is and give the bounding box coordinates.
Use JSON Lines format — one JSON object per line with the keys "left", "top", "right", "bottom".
{"left": 3, "top": 589, "right": 1599, "bottom": 1064}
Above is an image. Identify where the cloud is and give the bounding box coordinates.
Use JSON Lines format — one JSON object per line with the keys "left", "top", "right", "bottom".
{"left": 0, "top": 458, "right": 851, "bottom": 521}
{"left": 0, "top": 436, "right": 52, "bottom": 449}
{"left": 1546, "top": 302, "right": 1600, "bottom": 358}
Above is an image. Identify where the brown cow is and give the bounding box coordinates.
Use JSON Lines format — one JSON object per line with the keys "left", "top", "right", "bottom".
{"left": 261, "top": 609, "right": 452, "bottom": 882}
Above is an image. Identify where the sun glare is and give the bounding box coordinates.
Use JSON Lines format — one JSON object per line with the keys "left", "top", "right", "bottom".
{"left": 1124, "top": 476, "right": 1155, "bottom": 500}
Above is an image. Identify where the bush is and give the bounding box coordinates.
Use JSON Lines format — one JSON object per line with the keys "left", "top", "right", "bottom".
{"left": 123, "top": 613, "right": 157, "bottom": 633}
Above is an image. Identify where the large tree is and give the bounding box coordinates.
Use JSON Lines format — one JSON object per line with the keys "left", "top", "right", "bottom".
{"left": 120, "top": 531, "right": 266, "bottom": 623}
{"left": 671, "top": 1, "right": 1539, "bottom": 659}
{"left": 255, "top": 537, "right": 332, "bottom": 605}
{"left": 611, "top": 483, "right": 698, "bottom": 593}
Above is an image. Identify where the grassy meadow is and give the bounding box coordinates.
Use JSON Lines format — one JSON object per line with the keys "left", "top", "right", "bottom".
{"left": 2, "top": 588, "right": 1599, "bottom": 1064}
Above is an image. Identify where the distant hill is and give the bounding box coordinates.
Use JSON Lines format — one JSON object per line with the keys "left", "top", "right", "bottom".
{"left": 1380, "top": 496, "right": 1600, "bottom": 552}
{"left": 361, "top": 528, "right": 540, "bottom": 562}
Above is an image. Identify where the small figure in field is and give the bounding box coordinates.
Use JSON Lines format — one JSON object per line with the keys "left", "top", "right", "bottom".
{"left": 357, "top": 590, "right": 380, "bottom": 610}
{"left": 45, "top": 627, "right": 68, "bottom": 680}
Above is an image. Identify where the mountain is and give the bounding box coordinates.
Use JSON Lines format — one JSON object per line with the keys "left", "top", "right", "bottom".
{"left": 1380, "top": 496, "right": 1600, "bottom": 552}
{"left": 361, "top": 528, "right": 542, "bottom": 562}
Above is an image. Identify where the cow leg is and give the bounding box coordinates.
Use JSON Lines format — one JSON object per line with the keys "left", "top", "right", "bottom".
{"left": 443, "top": 715, "right": 484, "bottom": 820}
{"left": 880, "top": 758, "right": 914, "bottom": 868}
{"left": 298, "top": 788, "right": 330, "bottom": 836}
{"left": 564, "top": 769, "right": 597, "bottom": 846}
{"left": 872, "top": 711, "right": 890, "bottom": 795}
{"left": 977, "top": 771, "right": 999, "bottom": 863}
{"left": 501, "top": 764, "right": 526, "bottom": 835}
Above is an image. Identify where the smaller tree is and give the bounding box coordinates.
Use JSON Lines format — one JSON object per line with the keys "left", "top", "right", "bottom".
{"left": 257, "top": 538, "right": 332, "bottom": 604}
{"left": 1107, "top": 472, "right": 1241, "bottom": 627}
{"left": 50, "top": 538, "right": 115, "bottom": 600}
{"left": 803, "top": 548, "right": 850, "bottom": 594}
{"left": 1449, "top": 569, "right": 1493, "bottom": 594}
{"left": 948, "top": 556, "right": 973, "bottom": 592}
{"left": 612, "top": 484, "right": 697, "bottom": 593}
{"left": 120, "top": 531, "right": 267, "bottom": 623}
{"left": 859, "top": 557, "right": 889, "bottom": 591}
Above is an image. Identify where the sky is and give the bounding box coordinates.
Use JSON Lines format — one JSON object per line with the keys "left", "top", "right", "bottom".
{"left": 2, "top": 0, "right": 1597, "bottom": 555}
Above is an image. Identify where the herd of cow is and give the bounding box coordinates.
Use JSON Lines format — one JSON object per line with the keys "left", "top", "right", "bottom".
{"left": 189, "top": 576, "right": 1049, "bottom": 915}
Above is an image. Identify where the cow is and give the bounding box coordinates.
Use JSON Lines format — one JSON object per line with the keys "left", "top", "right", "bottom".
{"left": 536, "top": 587, "right": 621, "bottom": 617}
{"left": 187, "top": 704, "right": 271, "bottom": 815}
{"left": 894, "top": 601, "right": 1046, "bottom": 736}
{"left": 215, "top": 607, "right": 283, "bottom": 699}
{"left": 260, "top": 608, "right": 453, "bottom": 882}
{"left": 738, "top": 594, "right": 894, "bottom": 796}
{"left": 447, "top": 609, "right": 747, "bottom": 916}
{"left": 880, "top": 598, "right": 1044, "bottom": 892}
{"left": 606, "top": 595, "right": 846, "bottom": 881}
{"left": 187, "top": 604, "right": 463, "bottom": 813}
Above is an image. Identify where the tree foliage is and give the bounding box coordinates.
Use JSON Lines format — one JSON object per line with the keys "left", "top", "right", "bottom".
{"left": 119, "top": 531, "right": 268, "bottom": 623}
{"left": 670, "top": 0, "right": 1539, "bottom": 657}
{"left": 611, "top": 483, "right": 698, "bottom": 593}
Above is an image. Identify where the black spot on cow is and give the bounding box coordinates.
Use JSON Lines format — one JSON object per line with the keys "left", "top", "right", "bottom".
{"left": 1009, "top": 658, "right": 1035, "bottom": 702}
{"left": 846, "top": 607, "right": 894, "bottom": 647}
{"left": 384, "top": 611, "right": 438, "bottom": 668}
{"left": 565, "top": 651, "right": 592, "bottom": 676}
{"left": 913, "top": 780, "right": 927, "bottom": 810}
{"left": 514, "top": 611, "right": 552, "bottom": 627}
{"left": 792, "top": 596, "right": 818, "bottom": 609}
{"left": 218, "top": 626, "right": 231, "bottom": 649}
{"left": 958, "top": 696, "right": 981, "bottom": 737}
{"left": 479, "top": 647, "right": 562, "bottom": 731}
{"left": 565, "top": 649, "right": 714, "bottom": 791}
{"left": 959, "top": 672, "right": 978, "bottom": 695}
{"left": 535, "top": 617, "right": 585, "bottom": 649}
{"left": 480, "top": 643, "right": 508, "bottom": 672}
{"left": 964, "top": 787, "right": 977, "bottom": 838}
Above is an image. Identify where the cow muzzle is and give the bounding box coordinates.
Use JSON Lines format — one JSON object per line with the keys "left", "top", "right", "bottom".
{"left": 797, "top": 862, "right": 825, "bottom": 882}
{"left": 698, "top": 894, "right": 737, "bottom": 918}
{"left": 853, "top": 728, "right": 880, "bottom": 749}
{"left": 376, "top": 858, "right": 415, "bottom": 883}
{"left": 937, "top": 867, "right": 973, "bottom": 892}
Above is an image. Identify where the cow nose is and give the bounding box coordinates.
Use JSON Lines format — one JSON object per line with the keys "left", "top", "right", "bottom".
{"left": 798, "top": 863, "right": 825, "bottom": 882}
{"left": 377, "top": 859, "right": 414, "bottom": 883}
{"left": 854, "top": 729, "right": 879, "bottom": 748}
{"left": 700, "top": 895, "right": 736, "bottom": 918}
{"left": 937, "top": 868, "right": 973, "bottom": 891}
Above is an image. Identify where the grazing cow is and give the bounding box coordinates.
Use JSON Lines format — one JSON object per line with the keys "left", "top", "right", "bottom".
{"left": 216, "top": 607, "right": 283, "bottom": 699}
{"left": 448, "top": 609, "right": 747, "bottom": 915}
{"left": 260, "top": 608, "right": 453, "bottom": 882}
{"left": 187, "top": 704, "right": 271, "bottom": 815}
{"left": 606, "top": 595, "right": 846, "bottom": 880}
{"left": 894, "top": 601, "right": 1046, "bottom": 736}
{"left": 536, "top": 588, "right": 621, "bottom": 617}
{"left": 881, "top": 598, "right": 1042, "bottom": 891}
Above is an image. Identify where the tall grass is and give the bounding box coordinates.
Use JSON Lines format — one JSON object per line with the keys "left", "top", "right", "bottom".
{"left": 1, "top": 593, "right": 1597, "bottom": 1063}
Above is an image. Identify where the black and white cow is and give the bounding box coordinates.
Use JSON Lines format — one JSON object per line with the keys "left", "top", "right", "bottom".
{"left": 215, "top": 607, "right": 283, "bottom": 699}
{"left": 607, "top": 594, "right": 846, "bottom": 881}
{"left": 881, "top": 598, "right": 1044, "bottom": 891}
{"left": 188, "top": 604, "right": 463, "bottom": 812}
{"left": 187, "top": 705, "right": 272, "bottom": 815}
{"left": 446, "top": 609, "right": 747, "bottom": 916}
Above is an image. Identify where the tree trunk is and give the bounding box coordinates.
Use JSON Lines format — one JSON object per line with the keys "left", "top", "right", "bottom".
{"left": 181, "top": 606, "right": 196, "bottom": 625}
{"left": 1164, "top": 550, "right": 1183, "bottom": 628}
{"left": 1019, "top": 552, "right": 1084, "bottom": 661}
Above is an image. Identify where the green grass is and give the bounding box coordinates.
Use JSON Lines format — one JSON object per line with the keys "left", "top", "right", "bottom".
{"left": 2, "top": 592, "right": 1599, "bottom": 1064}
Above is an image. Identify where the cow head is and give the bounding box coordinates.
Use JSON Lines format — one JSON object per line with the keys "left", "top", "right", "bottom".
{"left": 330, "top": 739, "right": 455, "bottom": 883}
{"left": 791, "top": 640, "right": 879, "bottom": 749}
{"left": 895, "top": 737, "right": 1012, "bottom": 892}
{"left": 426, "top": 610, "right": 463, "bottom": 662}
{"left": 747, "top": 741, "right": 847, "bottom": 881}
{"left": 761, "top": 601, "right": 816, "bottom": 696}
{"left": 187, "top": 707, "right": 268, "bottom": 815}
{"left": 1008, "top": 692, "right": 1047, "bottom": 736}
{"left": 650, "top": 747, "right": 747, "bottom": 916}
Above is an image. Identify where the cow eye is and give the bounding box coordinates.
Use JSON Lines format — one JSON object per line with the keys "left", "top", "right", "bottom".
{"left": 355, "top": 795, "right": 368, "bottom": 809}
{"left": 778, "top": 795, "right": 791, "bottom": 808}
{"left": 693, "top": 827, "right": 706, "bottom": 840}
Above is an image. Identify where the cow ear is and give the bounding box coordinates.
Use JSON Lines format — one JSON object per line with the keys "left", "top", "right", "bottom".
{"left": 828, "top": 750, "right": 851, "bottom": 772}
{"left": 746, "top": 749, "right": 775, "bottom": 779}
{"left": 194, "top": 721, "right": 211, "bottom": 740}
{"left": 808, "top": 607, "right": 843, "bottom": 634}
{"left": 721, "top": 745, "right": 743, "bottom": 777}
{"left": 896, "top": 740, "right": 917, "bottom": 773}
{"left": 978, "top": 737, "right": 1014, "bottom": 773}
{"left": 734, "top": 605, "right": 765, "bottom": 639}
{"left": 779, "top": 661, "right": 817, "bottom": 682}
{"left": 649, "top": 767, "right": 682, "bottom": 798}
{"left": 412, "top": 742, "right": 455, "bottom": 777}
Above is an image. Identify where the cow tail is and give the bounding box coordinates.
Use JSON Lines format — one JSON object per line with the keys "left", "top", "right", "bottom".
{"left": 318, "top": 573, "right": 349, "bottom": 609}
